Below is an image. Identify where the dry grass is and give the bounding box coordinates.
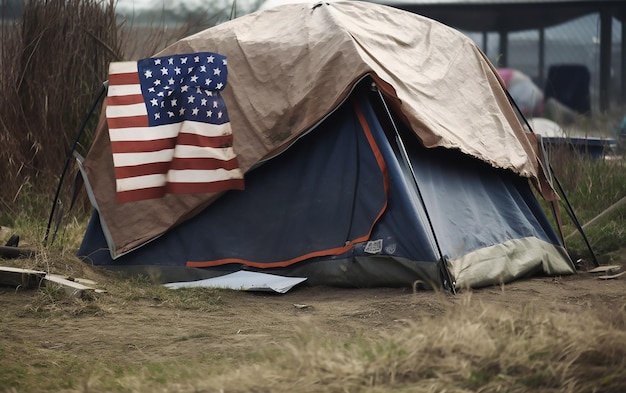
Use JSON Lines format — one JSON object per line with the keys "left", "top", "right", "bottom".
{"left": 2, "top": 244, "right": 624, "bottom": 392}
{"left": 0, "top": 0, "right": 121, "bottom": 222}
{"left": 117, "top": 6, "right": 229, "bottom": 60}
{"left": 1, "top": 220, "right": 625, "bottom": 393}
{"left": 51, "top": 294, "right": 624, "bottom": 393}
{"left": 203, "top": 300, "right": 626, "bottom": 393}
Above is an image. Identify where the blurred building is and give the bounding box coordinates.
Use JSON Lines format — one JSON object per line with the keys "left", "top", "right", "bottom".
{"left": 365, "top": 0, "right": 625, "bottom": 114}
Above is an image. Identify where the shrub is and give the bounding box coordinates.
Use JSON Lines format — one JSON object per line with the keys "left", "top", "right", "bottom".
{"left": 0, "top": 0, "right": 121, "bottom": 222}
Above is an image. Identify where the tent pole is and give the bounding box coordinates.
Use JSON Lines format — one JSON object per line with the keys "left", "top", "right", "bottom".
{"left": 372, "top": 85, "right": 456, "bottom": 294}
{"left": 549, "top": 166, "right": 600, "bottom": 267}
{"left": 43, "top": 81, "right": 108, "bottom": 246}
{"left": 505, "top": 89, "right": 600, "bottom": 267}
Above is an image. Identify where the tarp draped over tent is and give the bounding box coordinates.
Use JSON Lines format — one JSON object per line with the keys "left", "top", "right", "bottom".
{"left": 77, "top": 1, "right": 574, "bottom": 289}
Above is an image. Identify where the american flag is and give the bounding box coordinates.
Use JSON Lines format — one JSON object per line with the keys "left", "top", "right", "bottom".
{"left": 105, "top": 52, "right": 244, "bottom": 203}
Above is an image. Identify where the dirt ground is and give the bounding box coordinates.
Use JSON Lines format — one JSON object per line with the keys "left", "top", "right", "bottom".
{"left": 0, "top": 259, "right": 625, "bottom": 391}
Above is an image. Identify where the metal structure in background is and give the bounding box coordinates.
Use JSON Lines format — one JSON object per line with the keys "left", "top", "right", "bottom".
{"left": 371, "top": 0, "right": 626, "bottom": 113}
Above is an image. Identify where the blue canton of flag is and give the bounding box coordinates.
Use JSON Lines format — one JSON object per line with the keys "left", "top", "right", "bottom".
{"left": 138, "top": 53, "right": 229, "bottom": 127}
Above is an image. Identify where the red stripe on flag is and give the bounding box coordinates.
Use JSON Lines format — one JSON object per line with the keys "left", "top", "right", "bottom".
{"left": 114, "top": 162, "right": 171, "bottom": 179}
{"left": 107, "top": 115, "right": 149, "bottom": 129}
{"left": 111, "top": 138, "right": 176, "bottom": 154}
{"left": 109, "top": 72, "right": 140, "bottom": 85}
{"left": 114, "top": 158, "right": 241, "bottom": 179}
{"left": 175, "top": 133, "right": 233, "bottom": 149}
{"left": 115, "top": 187, "right": 166, "bottom": 203}
{"left": 107, "top": 94, "right": 145, "bottom": 106}
{"left": 169, "top": 157, "right": 242, "bottom": 171}
{"left": 115, "top": 179, "right": 245, "bottom": 203}
{"left": 110, "top": 134, "right": 235, "bottom": 155}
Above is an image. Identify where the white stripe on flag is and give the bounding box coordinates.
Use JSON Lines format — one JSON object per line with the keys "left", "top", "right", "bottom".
{"left": 106, "top": 103, "right": 148, "bottom": 118}
{"left": 108, "top": 84, "right": 142, "bottom": 97}
{"left": 116, "top": 174, "right": 167, "bottom": 192}
{"left": 109, "top": 61, "right": 138, "bottom": 74}
{"left": 109, "top": 124, "right": 180, "bottom": 142}
{"left": 113, "top": 149, "right": 175, "bottom": 167}
{"left": 173, "top": 144, "right": 238, "bottom": 160}
{"left": 180, "top": 121, "right": 232, "bottom": 138}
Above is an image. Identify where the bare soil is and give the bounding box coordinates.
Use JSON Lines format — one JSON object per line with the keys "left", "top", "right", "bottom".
{"left": 0, "top": 259, "right": 625, "bottom": 391}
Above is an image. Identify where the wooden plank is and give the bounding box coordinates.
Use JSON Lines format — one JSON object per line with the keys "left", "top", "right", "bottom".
{"left": 74, "top": 278, "right": 98, "bottom": 286}
{"left": 598, "top": 271, "right": 626, "bottom": 280}
{"left": 1, "top": 266, "right": 106, "bottom": 297}
{"left": 586, "top": 265, "right": 621, "bottom": 274}
{"left": 566, "top": 196, "right": 626, "bottom": 240}
{"left": 0, "top": 266, "right": 46, "bottom": 289}
{"left": 43, "top": 274, "right": 106, "bottom": 299}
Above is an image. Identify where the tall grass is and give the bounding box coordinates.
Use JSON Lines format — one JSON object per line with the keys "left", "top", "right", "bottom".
{"left": 0, "top": 0, "right": 121, "bottom": 224}
{"left": 0, "top": 0, "right": 220, "bottom": 237}
{"left": 117, "top": 4, "right": 234, "bottom": 60}
{"left": 545, "top": 134, "right": 626, "bottom": 262}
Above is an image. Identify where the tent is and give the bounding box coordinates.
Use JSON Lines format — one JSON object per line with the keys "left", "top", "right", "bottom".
{"left": 77, "top": 1, "right": 575, "bottom": 290}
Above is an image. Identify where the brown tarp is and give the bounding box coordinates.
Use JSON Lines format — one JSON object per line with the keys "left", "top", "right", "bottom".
{"left": 82, "top": 1, "right": 554, "bottom": 257}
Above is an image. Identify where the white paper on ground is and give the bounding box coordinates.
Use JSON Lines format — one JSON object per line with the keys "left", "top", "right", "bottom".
{"left": 163, "top": 271, "right": 307, "bottom": 293}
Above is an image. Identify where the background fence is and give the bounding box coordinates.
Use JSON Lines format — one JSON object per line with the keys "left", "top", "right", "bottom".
{"left": 467, "top": 14, "right": 623, "bottom": 115}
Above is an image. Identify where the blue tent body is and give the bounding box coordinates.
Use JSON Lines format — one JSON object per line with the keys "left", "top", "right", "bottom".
{"left": 78, "top": 82, "right": 574, "bottom": 289}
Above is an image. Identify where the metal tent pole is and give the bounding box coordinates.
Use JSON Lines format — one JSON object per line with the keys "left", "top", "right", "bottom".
{"left": 372, "top": 84, "right": 456, "bottom": 294}
{"left": 44, "top": 81, "right": 108, "bottom": 246}
{"left": 505, "top": 89, "right": 600, "bottom": 267}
